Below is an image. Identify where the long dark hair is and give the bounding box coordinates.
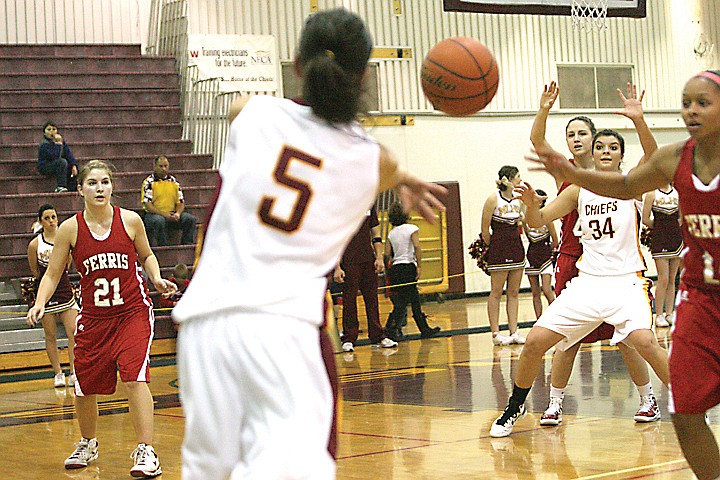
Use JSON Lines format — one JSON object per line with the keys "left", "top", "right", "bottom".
{"left": 297, "top": 8, "right": 373, "bottom": 124}
{"left": 37, "top": 203, "right": 56, "bottom": 220}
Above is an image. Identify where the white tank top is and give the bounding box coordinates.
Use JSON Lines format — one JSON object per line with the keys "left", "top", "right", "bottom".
{"left": 173, "top": 95, "right": 380, "bottom": 325}
{"left": 36, "top": 233, "right": 54, "bottom": 268}
{"left": 575, "top": 188, "right": 646, "bottom": 276}
{"left": 387, "top": 223, "right": 419, "bottom": 265}
{"left": 492, "top": 191, "right": 522, "bottom": 226}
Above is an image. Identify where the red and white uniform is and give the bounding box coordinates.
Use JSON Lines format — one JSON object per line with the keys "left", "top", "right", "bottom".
{"left": 650, "top": 186, "right": 683, "bottom": 258}
{"left": 173, "top": 95, "right": 380, "bottom": 480}
{"left": 555, "top": 180, "right": 582, "bottom": 294}
{"left": 71, "top": 206, "right": 154, "bottom": 395}
{"left": 669, "top": 139, "right": 720, "bottom": 414}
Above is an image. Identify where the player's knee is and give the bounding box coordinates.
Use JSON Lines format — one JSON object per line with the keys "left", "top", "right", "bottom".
{"left": 628, "top": 331, "right": 658, "bottom": 356}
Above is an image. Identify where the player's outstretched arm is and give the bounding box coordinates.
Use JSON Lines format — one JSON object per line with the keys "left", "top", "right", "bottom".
{"left": 614, "top": 82, "right": 658, "bottom": 162}
{"left": 530, "top": 82, "right": 564, "bottom": 189}
{"left": 528, "top": 143, "right": 680, "bottom": 199}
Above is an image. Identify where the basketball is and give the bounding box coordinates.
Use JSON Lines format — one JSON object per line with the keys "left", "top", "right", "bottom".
{"left": 420, "top": 37, "right": 500, "bottom": 116}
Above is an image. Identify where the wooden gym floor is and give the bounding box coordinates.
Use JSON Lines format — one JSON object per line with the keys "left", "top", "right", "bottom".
{"left": 0, "top": 294, "right": 704, "bottom": 479}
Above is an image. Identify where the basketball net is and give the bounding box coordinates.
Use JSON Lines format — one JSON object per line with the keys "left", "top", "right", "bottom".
{"left": 571, "top": 0, "right": 608, "bottom": 32}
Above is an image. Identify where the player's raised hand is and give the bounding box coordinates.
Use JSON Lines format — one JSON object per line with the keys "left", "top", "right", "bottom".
{"left": 512, "top": 181, "right": 546, "bottom": 208}
{"left": 615, "top": 82, "right": 646, "bottom": 121}
{"left": 539, "top": 81, "right": 559, "bottom": 110}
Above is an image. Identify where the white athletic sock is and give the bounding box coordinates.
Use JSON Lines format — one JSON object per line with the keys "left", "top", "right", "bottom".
{"left": 637, "top": 382, "right": 653, "bottom": 398}
{"left": 550, "top": 386, "right": 565, "bottom": 400}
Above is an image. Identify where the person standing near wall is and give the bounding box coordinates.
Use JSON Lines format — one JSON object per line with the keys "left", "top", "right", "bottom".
{"left": 26, "top": 203, "right": 78, "bottom": 388}
{"left": 641, "top": 184, "right": 683, "bottom": 327}
{"left": 335, "top": 204, "right": 397, "bottom": 352}
{"left": 481, "top": 165, "right": 526, "bottom": 346}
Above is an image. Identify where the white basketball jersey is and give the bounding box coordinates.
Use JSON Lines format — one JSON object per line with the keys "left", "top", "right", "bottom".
{"left": 575, "top": 188, "right": 646, "bottom": 276}
{"left": 173, "top": 95, "right": 380, "bottom": 325}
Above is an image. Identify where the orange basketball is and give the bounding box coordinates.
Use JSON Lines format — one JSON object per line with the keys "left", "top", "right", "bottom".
{"left": 420, "top": 37, "right": 499, "bottom": 116}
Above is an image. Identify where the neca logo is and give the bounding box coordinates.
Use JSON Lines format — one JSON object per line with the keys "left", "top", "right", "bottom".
{"left": 251, "top": 51, "right": 272, "bottom": 65}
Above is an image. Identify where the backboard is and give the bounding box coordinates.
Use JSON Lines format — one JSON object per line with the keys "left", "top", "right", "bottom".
{"left": 443, "top": 0, "right": 646, "bottom": 18}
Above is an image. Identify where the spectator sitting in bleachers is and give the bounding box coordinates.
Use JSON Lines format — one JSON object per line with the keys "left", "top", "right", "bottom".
{"left": 141, "top": 155, "right": 196, "bottom": 246}
{"left": 160, "top": 263, "right": 191, "bottom": 309}
{"left": 37, "top": 122, "right": 78, "bottom": 193}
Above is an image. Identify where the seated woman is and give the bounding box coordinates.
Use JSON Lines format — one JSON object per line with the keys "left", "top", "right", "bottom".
{"left": 38, "top": 122, "right": 78, "bottom": 192}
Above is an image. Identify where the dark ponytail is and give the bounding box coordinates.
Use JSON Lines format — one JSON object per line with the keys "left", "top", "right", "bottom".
{"left": 297, "top": 8, "right": 373, "bottom": 124}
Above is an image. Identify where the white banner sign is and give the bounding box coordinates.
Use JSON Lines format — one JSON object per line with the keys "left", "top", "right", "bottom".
{"left": 188, "top": 34, "right": 278, "bottom": 92}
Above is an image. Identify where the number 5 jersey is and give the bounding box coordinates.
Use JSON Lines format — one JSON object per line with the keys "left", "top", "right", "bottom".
{"left": 173, "top": 95, "right": 380, "bottom": 326}
{"left": 72, "top": 205, "right": 153, "bottom": 318}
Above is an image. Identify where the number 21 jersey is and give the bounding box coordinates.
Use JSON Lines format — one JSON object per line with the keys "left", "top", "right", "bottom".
{"left": 72, "top": 206, "right": 153, "bottom": 318}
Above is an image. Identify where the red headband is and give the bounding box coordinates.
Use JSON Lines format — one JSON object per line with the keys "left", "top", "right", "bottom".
{"left": 695, "top": 71, "right": 720, "bottom": 86}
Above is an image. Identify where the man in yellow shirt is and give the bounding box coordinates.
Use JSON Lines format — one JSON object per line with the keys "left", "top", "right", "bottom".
{"left": 142, "top": 155, "right": 196, "bottom": 246}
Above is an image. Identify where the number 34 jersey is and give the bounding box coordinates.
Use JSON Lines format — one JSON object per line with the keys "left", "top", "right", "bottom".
{"left": 173, "top": 95, "right": 380, "bottom": 326}
{"left": 575, "top": 188, "right": 646, "bottom": 276}
{"left": 72, "top": 206, "right": 152, "bottom": 318}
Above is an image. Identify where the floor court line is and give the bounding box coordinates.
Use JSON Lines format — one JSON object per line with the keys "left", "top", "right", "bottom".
{"left": 572, "top": 459, "right": 689, "bottom": 479}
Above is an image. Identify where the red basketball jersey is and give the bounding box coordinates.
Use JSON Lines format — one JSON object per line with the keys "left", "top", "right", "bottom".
{"left": 72, "top": 206, "right": 153, "bottom": 318}
{"left": 557, "top": 181, "right": 582, "bottom": 257}
{"left": 674, "top": 138, "right": 720, "bottom": 290}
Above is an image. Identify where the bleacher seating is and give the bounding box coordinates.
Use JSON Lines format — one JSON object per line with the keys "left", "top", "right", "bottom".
{"left": 0, "top": 44, "right": 217, "bottom": 355}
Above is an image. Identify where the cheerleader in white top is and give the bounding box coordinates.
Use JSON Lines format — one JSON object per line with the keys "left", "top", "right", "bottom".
{"left": 172, "top": 9, "right": 446, "bottom": 480}
{"left": 26, "top": 204, "right": 78, "bottom": 388}
{"left": 490, "top": 130, "right": 670, "bottom": 438}
{"left": 481, "top": 166, "right": 526, "bottom": 346}
{"left": 641, "top": 185, "right": 683, "bottom": 327}
{"left": 523, "top": 189, "right": 558, "bottom": 319}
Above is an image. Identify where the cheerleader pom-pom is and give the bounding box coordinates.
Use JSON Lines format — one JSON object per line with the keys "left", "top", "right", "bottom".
{"left": 640, "top": 226, "right": 652, "bottom": 249}
{"left": 19, "top": 277, "right": 38, "bottom": 307}
{"left": 468, "top": 235, "right": 490, "bottom": 275}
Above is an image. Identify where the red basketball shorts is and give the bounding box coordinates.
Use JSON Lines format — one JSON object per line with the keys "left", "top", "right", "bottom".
{"left": 554, "top": 253, "right": 579, "bottom": 296}
{"left": 669, "top": 285, "right": 720, "bottom": 414}
{"left": 73, "top": 306, "right": 154, "bottom": 396}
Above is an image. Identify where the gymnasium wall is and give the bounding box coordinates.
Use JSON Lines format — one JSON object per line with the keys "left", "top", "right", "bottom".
{"left": 1, "top": 0, "right": 717, "bottom": 294}
{"left": 0, "top": 0, "right": 150, "bottom": 45}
